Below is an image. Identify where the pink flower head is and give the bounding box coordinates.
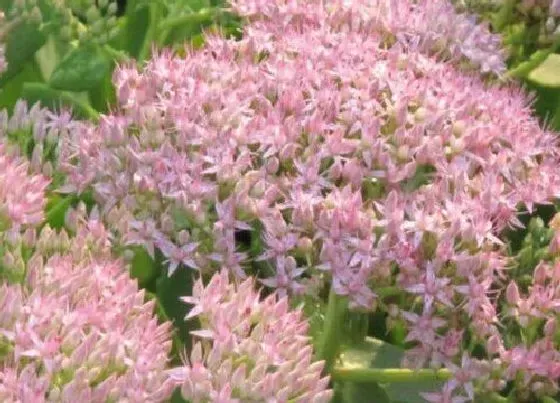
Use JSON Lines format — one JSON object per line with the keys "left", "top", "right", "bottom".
{"left": 0, "top": 216, "right": 174, "bottom": 401}
{"left": 0, "top": 143, "right": 49, "bottom": 231}
{"left": 177, "top": 269, "right": 333, "bottom": 402}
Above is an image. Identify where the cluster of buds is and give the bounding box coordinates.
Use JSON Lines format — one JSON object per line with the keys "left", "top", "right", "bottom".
{"left": 0, "top": 216, "right": 175, "bottom": 401}
{"left": 6, "top": 0, "right": 120, "bottom": 45}
{"left": 73, "top": 0, "right": 120, "bottom": 45}
{"left": 0, "top": 204, "right": 175, "bottom": 401}
{"left": 0, "top": 101, "right": 79, "bottom": 181}
{"left": 170, "top": 269, "right": 333, "bottom": 402}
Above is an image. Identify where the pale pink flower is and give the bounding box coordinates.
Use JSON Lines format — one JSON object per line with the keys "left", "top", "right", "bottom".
{"left": 177, "top": 269, "right": 333, "bottom": 402}
{"left": 0, "top": 214, "right": 174, "bottom": 401}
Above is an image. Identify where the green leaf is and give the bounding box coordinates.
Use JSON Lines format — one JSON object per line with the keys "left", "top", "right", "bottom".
{"left": 45, "top": 194, "right": 77, "bottom": 229}
{"left": 0, "top": 61, "right": 42, "bottom": 112}
{"left": 123, "top": 0, "right": 151, "bottom": 59}
{"left": 290, "top": 293, "right": 326, "bottom": 350}
{"left": 0, "top": 21, "right": 46, "bottom": 86}
{"left": 339, "top": 337, "right": 444, "bottom": 403}
{"left": 21, "top": 82, "right": 99, "bottom": 121}
{"left": 138, "top": 2, "right": 164, "bottom": 61}
{"left": 170, "top": 388, "right": 188, "bottom": 403}
{"left": 528, "top": 54, "right": 560, "bottom": 87}
{"left": 156, "top": 267, "right": 197, "bottom": 351}
{"left": 129, "top": 246, "right": 160, "bottom": 288}
{"left": 49, "top": 44, "right": 111, "bottom": 92}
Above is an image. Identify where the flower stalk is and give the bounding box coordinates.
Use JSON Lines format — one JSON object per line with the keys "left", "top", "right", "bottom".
{"left": 331, "top": 367, "right": 452, "bottom": 383}
{"left": 317, "top": 286, "right": 348, "bottom": 374}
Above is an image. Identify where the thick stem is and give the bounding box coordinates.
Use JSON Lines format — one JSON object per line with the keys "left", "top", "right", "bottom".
{"left": 138, "top": 3, "right": 163, "bottom": 62}
{"left": 159, "top": 8, "right": 222, "bottom": 32}
{"left": 331, "top": 367, "right": 452, "bottom": 383}
{"left": 317, "top": 287, "right": 347, "bottom": 374}
{"left": 376, "top": 286, "right": 402, "bottom": 298}
{"left": 493, "top": 0, "right": 516, "bottom": 31}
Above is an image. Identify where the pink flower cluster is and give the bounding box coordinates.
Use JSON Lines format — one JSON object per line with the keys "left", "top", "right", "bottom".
{"left": 230, "top": 0, "right": 506, "bottom": 74}
{"left": 423, "top": 214, "right": 560, "bottom": 402}
{"left": 53, "top": 0, "right": 560, "bottom": 400}
{"left": 0, "top": 112, "right": 176, "bottom": 402}
{"left": 1, "top": 100, "right": 79, "bottom": 178}
{"left": 0, "top": 208, "right": 175, "bottom": 402}
{"left": 0, "top": 130, "right": 48, "bottom": 235}
{"left": 169, "top": 268, "right": 332, "bottom": 402}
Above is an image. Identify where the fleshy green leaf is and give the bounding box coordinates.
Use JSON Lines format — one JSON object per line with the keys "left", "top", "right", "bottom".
{"left": 49, "top": 44, "right": 111, "bottom": 92}
{"left": 123, "top": 0, "right": 151, "bottom": 59}
{"left": 21, "top": 82, "right": 99, "bottom": 121}
{"left": 0, "top": 21, "right": 46, "bottom": 86}
{"left": 528, "top": 54, "right": 560, "bottom": 87}
{"left": 129, "top": 246, "right": 160, "bottom": 288}
{"left": 45, "top": 194, "right": 77, "bottom": 229}
{"left": 156, "top": 267, "right": 196, "bottom": 351}
{"left": 0, "top": 61, "right": 43, "bottom": 112}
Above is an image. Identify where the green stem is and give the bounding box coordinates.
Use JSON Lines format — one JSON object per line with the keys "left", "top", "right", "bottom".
{"left": 493, "top": 0, "right": 516, "bottom": 31}
{"left": 488, "top": 395, "right": 509, "bottom": 403}
{"left": 376, "top": 286, "right": 402, "bottom": 298}
{"left": 317, "top": 287, "right": 347, "bottom": 374}
{"left": 138, "top": 3, "right": 163, "bottom": 62}
{"left": 159, "top": 8, "right": 222, "bottom": 32}
{"left": 331, "top": 367, "right": 452, "bottom": 383}
{"left": 102, "top": 45, "right": 130, "bottom": 64}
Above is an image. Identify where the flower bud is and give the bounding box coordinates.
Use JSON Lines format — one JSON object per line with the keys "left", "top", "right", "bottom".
{"left": 486, "top": 334, "right": 503, "bottom": 355}
{"left": 108, "top": 3, "right": 118, "bottom": 15}
{"left": 544, "top": 317, "right": 557, "bottom": 338}
{"left": 414, "top": 107, "right": 427, "bottom": 124}
{"left": 452, "top": 120, "right": 466, "bottom": 137}
{"left": 505, "top": 281, "right": 520, "bottom": 305}
{"left": 86, "top": 6, "right": 101, "bottom": 23}
{"left": 28, "top": 6, "right": 42, "bottom": 24}
{"left": 396, "top": 144, "right": 409, "bottom": 161}
{"left": 297, "top": 237, "right": 313, "bottom": 254}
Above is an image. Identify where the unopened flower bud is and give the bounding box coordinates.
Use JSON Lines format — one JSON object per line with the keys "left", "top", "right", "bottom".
{"left": 544, "top": 317, "right": 557, "bottom": 338}
{"left": 86, "top": 6, "right": 101, "bottom": 23}
{"left": 266, "top": 157, "right": 279, "bottom": 174}
{"left": 546, "top": 17, "right": 556, "bottom": 33}
{"left": 108, "top": 2, "right": 118, "bottom": 16}
{"left": 28, "top": 6, "right": 42, "bottom": 24}
{"left": 486, "top": 334, "right": 502, "bottom": 355}
{"left": 388, "top": 304, "right": 399, "bottom": 317}
{"left": 449, "top": 136, "right": 464, "bottom": 153}
{"left": 297, "top": 237, "right": 313, "bottom": 254}
{"left": 452, "top": 120, "right": 466, "bottom": 137}
{"left": 414, "top": 107, "right": 427, "bottom": 123}
{"left": 42, "top": 161, "right": 53, "bottom": 177}
{"left": 549, "top": 212, "right": 560, "bottom": 231}
{"left": 123, "top": 249, "right": 135, "bottom": 261}
{"left": 506, "top": 281, "right": 520, "bottom": 305}
{"left": 396, "top": 144, "right": 409, "bottom": 161}
{"left": 178, "top": 230, "right": 191, "bottom": 245}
